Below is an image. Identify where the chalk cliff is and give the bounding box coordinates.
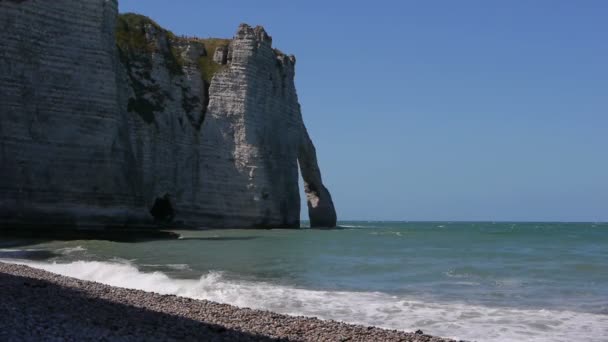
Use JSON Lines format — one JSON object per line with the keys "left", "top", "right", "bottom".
{"left": 0, "top": 0, "right": 336, "bottom": 228}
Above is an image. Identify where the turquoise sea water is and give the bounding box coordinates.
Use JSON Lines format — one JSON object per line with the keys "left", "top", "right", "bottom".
{"left": 2, "top": 222, "right": 607, "bottom": 341}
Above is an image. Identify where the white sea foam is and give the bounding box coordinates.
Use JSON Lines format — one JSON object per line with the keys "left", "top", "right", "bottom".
{"left": 5, "top": 259, "right": 607, "bottom": 342}
{"left": 57, "top": 246, "right": 87, "bottom": 255}
{"left": 141, "top": 263, "right": 192, "bottom": 271}
{"left": 369, "top": 231, "right": 405, "bottom": 237}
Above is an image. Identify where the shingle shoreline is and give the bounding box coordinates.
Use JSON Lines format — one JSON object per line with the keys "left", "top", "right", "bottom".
{"left": 0, "top": 262, "right": 456, "bottom": 341}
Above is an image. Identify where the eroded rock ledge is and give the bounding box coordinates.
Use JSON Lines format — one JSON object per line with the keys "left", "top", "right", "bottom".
{"left": 0, "top": 0, "right": 336, "bottom": 228}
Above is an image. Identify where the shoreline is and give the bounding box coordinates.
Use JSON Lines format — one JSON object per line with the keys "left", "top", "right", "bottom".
{"left": 0, "top": 262, "right": 455, "bottom": 341}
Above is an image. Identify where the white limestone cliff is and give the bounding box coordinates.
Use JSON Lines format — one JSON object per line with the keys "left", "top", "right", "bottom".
{"left": 0, "top": 0, "right": 337, "bottom": 229}
{"left": 0, "top": 0, "right": 146, "bottom": 228}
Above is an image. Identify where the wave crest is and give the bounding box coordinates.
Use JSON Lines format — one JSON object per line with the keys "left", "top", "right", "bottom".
{"left": 4, "top": 259, "right": 607, "bottom": 342}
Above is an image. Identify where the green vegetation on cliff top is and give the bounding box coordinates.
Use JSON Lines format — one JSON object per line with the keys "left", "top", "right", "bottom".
{"left": 116, "top": 13, "right": 232, "bottom": 125}
{"left": 116, "top": 13, "right": 231, "bottom": 84}
{"left": 116, "top": 13, "right": 160, "bottom": 53}
{"left": 116, "top": 13, "right": 183, "bottom": 76}
{"left": 196, "top": 38, "right": 231, "bottom": 84}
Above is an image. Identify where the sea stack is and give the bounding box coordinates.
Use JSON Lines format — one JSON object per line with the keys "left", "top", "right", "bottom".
{"left": 0, "top": 0, "right": 336, "bottom": 229}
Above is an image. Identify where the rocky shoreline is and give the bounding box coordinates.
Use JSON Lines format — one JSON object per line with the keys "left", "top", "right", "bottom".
{"left": 0, "top": 263, "right": 455, "bottom": 341}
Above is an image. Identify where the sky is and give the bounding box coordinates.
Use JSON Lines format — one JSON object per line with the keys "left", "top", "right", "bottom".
{"left": 119, "top": 0, "right": 607, "bottom": 222}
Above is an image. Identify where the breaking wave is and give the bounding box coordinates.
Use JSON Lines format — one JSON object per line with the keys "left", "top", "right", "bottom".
{"left": 58, "top": 246, "right": 87, "bottom": 255}
{"left": 4, "top": 259, "right": 607, "bottom": 342}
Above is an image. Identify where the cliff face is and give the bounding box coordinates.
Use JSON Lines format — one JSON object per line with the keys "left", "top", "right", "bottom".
{"left": 0, "top": 0, "right": 336, "bottom": 228}
{"left": 196, "top": 26, "right": 303, "bottom": 227}
{"left": 115, "top": 14, "right": 212, "bottom": 227}
{"left": 0, "top": 0, "right": 146, "bottom": 228}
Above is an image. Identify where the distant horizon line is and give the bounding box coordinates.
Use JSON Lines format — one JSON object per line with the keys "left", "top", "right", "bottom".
{"left": 300, "top": 219, "right": 607, "bottom": 224}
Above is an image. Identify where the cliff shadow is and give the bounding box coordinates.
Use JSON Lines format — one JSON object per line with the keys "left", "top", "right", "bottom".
{"left": 0, "top": 228, "right": 181, "bottom": 244}
{"left": 0, "top": 271, "right": 285, "bottom": 341}
{"left": 0, "top": 249, "right": 60, "bottom": 261}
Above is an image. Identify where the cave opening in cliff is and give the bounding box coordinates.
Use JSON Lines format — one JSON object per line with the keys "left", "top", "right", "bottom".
{"left": 150, "top": 194, "right": 175, "bottom": 222}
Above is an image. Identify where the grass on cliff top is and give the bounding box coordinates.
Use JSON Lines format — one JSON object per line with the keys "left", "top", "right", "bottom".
{"left": 116, "top": 13, "right": 163, "bottom": 53}
{"left": 195, "top": 38, "right": 231, "bottom": 84}
{"left": 116, "top": 13, "right": 232, "bottom": 127}
{"left": 117, "top": 14, "right": 231, "bottom": 84}
{"left": 116, "top": 13, "right": 183, "bottom": 75}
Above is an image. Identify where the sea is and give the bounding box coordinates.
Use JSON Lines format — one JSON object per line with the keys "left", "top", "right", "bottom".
{"left": 1, "top": 222, "right": 607, "bottom": 342}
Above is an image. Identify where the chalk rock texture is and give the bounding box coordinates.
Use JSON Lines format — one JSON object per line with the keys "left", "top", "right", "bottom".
{"left": 0, "top": 0, "right": 337, "bottom": 228}
{"left": 0, "top": 0, "right": 146, "bottom": 228}
{"left": 116, "top": 14, "right": 212, "bottom": 227}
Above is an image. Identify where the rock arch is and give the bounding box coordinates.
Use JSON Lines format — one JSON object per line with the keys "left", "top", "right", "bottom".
{"left": 298, "top": 128, "right": 337, "bottom": 228}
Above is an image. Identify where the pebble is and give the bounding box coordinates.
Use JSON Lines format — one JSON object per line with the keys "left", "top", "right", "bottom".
{"left": 0, "top": 262, "right": 458, "bottom": 342}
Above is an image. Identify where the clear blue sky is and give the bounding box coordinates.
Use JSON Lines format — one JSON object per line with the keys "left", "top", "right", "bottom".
{"left": 120, "top": 0, "right": 607, "bottom": 222}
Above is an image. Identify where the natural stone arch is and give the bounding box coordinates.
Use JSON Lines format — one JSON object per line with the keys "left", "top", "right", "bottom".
{"left": 298, "top": 128, "right": 337, "bottom": 228}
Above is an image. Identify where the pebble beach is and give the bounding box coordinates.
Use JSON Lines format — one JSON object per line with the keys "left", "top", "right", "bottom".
{"left": 0, "top": 262, "right": 454, "bottom": 341}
